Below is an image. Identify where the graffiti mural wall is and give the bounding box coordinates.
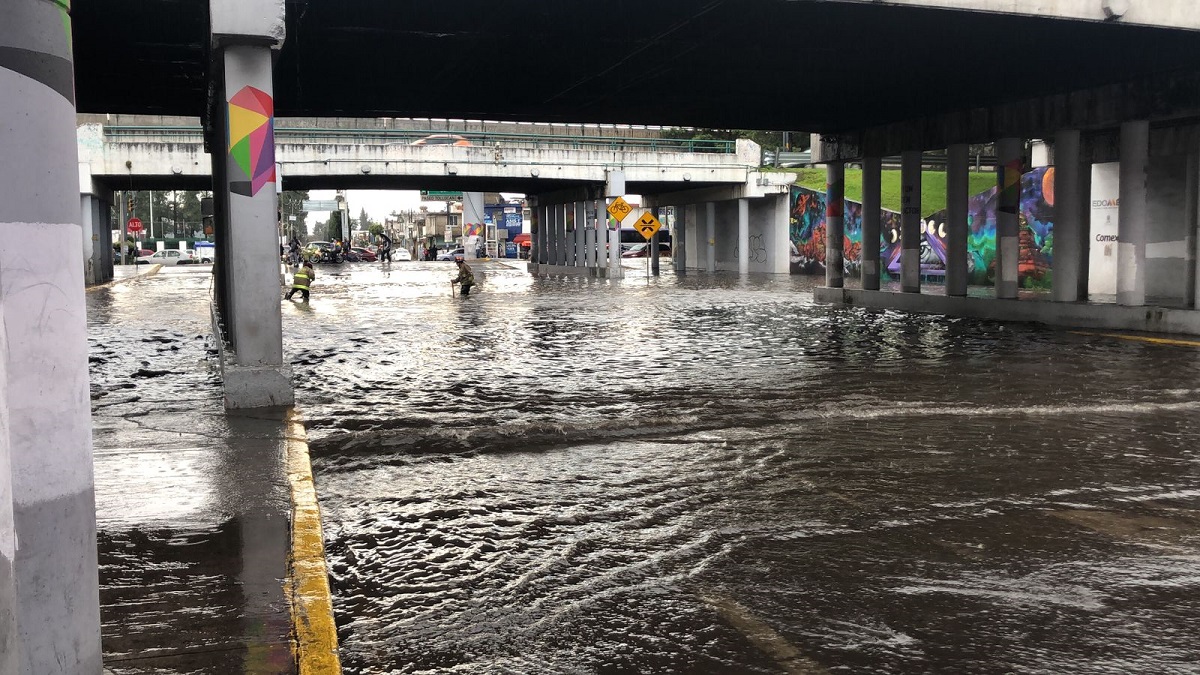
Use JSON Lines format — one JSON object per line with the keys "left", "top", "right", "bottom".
{"left": 790, "top": 168, "right": 1056, "bottom": 288}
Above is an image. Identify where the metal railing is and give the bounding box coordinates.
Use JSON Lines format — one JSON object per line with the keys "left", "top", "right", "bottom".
{"left": 102, "top": 126, "right": 737, "bottom": 154}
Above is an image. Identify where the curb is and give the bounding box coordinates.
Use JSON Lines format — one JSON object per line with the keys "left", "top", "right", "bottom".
{"left": 87, "top": 264, "right": 162, "bottom": 292}
{"left": 284, "top": 408, "right": 342, "bottom": 674}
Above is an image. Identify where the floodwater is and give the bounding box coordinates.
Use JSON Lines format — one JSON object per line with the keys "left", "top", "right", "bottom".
{"left": 90, "top": 261, "right": 1200, "bottom": 674}
{"left": 290, "top": 261, "right": 1200, "bottom": 674}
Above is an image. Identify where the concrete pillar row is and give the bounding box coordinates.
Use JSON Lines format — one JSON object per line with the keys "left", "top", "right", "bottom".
{"left": 673, "top": 205, "right": 687, "bottom": 275}
{"left": 738, "top": 199, "right": 750, "bottom": 275}
{"left": 1118, "top": 120, "right": 1150, "bottom": 307}
{"left": 1053, "top": 130, "right": 1086, "bottom": 303}
{"left": 557, "top": 203, "right": 568, "bottom": 267}
{"left": 538, "top": 205, "right": 549, "bottom": 265}
{"left": 861, "top": 157, "right": 882, "bottom": 291}
{"left": 1, "top": 1, "right": 103, "bottom": 671}
{"left": 606, "top": 171, "right": 625, "bottom": 278}
{"left": 825, "top": 162, "right": 845, "bottom": 288}
{"left": 705, "top": 202, "right": 717, "bottom": 273}
{"left": 995, "top": 137, "right": 1024, "bottom": 299}
{"left": 650, "top": 207, "right": 661, "bottom": 276}
{"left": 900, "top": 151, "right": 923, "bottom": 293}
{"left": 945, "top": 144, "right": 969, "bottom": 297}
{"left": 575, "top": 202, "right": 587, "bottom": 268}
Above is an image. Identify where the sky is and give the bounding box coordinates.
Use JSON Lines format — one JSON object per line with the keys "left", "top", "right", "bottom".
{"left": 303, "top": 190, "right": 425, "bottom": 233}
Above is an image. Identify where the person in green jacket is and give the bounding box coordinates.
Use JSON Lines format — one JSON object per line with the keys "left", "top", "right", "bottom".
{"left": 285, "top": 261, "right": 315, "bottom": 301}
{"left": 451, "top": 257, "right": 475, "bottom": 296}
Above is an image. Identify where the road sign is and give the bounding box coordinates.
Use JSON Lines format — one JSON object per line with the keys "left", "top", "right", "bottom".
{"left": 634, "top": 212, "right": 662, "bottom": 240}
{"left": 302, "top": 200, "right": 340, "bottom": 211}
{"left": 127, "top": 217, "right": 143, "bottom": 233}
{"left": 421, "top": 190, "right": 463, "bottom": 201}
{"left": 606, "top": 196, "right": 633, "bottom": 223}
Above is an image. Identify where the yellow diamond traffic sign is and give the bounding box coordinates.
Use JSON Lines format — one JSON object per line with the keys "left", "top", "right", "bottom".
{"left": 606, "top": 196, "right": 633, "bottom": 223}
{"left": 634, "top": 212, "right": 663, "bottom": 240}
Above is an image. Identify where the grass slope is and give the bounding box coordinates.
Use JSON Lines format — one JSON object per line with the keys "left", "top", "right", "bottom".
{"left": 782, "top": 168, "right": 997, "bottom": 217}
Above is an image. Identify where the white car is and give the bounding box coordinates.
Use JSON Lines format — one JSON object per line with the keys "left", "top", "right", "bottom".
{"left": 137, "top": 249, "right": 187, "bottom": 266}
{"left": 395, "top": 248, "right": 412, "bottom": 261}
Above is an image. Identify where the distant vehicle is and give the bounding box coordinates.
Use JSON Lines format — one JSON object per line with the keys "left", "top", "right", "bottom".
{"left": 621, "top": 242, "right": 672, "bottom": 258}
{"left": 352, "top": 247, "right": 377, "bottom": 262}
{"left": 410, "top": 134, "right": 471, "bottom": 147}
{"left": 394, "top": 248, "right": 412, "bottom": 261}
{"left": 137, "top": 249, "right": 186, "bottom": 266}
{"left": 181, "top": 248, "right": 213, "bottom": 264}
{"left": 436, "top": 247, "right": 465, "bottom": 261}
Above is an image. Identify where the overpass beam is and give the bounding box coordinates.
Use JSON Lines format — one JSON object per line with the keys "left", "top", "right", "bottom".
{"left": 901, "top": 151, "right": 923, "bottom": 293}
{"left": 1052, "top": 130, "right": 1088, "bottom": 302}
{"left": 996, "top": 138, "right": 1023, "bottom": 299}
{"left": 1118, "top": 121, "right": 1149, "bottom": 307}
{"left": 862, "top": 157, "right": 882, "bottom": 291}
{"left": 825, "top": 162, "right": 845, "bottom": 288}
{"left": 1, "top": 0, "right": 103, "bottom": 671}
{"left": 946, "top": 145, "right": 969, "bottom": 296}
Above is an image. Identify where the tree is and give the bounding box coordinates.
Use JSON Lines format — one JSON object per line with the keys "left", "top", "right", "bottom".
{"left": 324, "top": 211, "right": 344, "bottom": 242}
{"left": 279, "top": 190, "right": 310, "bottom": 241}
{"left": 358, "top": 208, "right": 370, "bottom": 230}
{"left": 368, "top": 223, "right": 384, "bottom": 238}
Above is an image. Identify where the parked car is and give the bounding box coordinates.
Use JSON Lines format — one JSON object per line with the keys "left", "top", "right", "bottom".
{"left": 178, "top": 248, "right": 213, "bottom": 264}
{"left": 436, "top": 247, "right": 466, "bottom": 261}
{"left": 621, "top": 243, "right": 672, "bottom": 258}
{"left": 394, "top": 248, "right": 413, "bottom": 261}
{"left": 137, "top": 249, "right": 187, "bottom": 266}
{"left": 352, "top": 247, "right": 377, "bottom": 262}
{"left": 410, "top": 134, "right": 471, "bottom": 147}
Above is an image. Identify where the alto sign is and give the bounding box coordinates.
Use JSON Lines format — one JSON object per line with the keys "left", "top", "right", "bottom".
{"left": 127, "top": 217, "right": 144, "bottom": 233}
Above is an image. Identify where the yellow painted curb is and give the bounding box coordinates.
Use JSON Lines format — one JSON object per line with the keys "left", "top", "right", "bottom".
{"left": 87, "top": 264, "right": 162, "bottom": 292}
{"left": 285, "top": 408, "right": 342, "bottom": 674}
{"left": 1071, "top": 330, "right": 1200, "bottom": 348}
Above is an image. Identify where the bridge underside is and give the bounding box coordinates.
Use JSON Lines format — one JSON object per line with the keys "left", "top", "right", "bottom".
{"left": 73, "top": 0, "right": 1200, "bottom": 133}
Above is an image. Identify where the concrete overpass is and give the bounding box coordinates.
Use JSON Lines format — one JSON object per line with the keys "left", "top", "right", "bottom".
{"left": 78, "top": 122, "right": 765, "bottom": 194}
{"left": 7, "top": 2, "right": 1200, "bottom": 671}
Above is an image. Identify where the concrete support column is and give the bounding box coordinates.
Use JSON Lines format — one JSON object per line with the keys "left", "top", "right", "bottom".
{"left": 825, "top": 162, "right": 845, "bottom": 288}
{"left": 538, "top": 205, "right": 548, "bottom": 265}
{"left": 1118, "top": 121, "right": 1149, "bottom": 307}
{"left": 996, "top": 137, "right": 1023, "bottom": 299}
{"left": 862, "top": 157, "right": 882, "bottom": 290}
{"left": 1053, "top": 130, "right": 1085, "bottom": 303}
{"left": 463, "top": 191, "right": 485, "bottom": 260}
{"left": 606, "top": 171, "right": 625, "bottom": 278}
{"left": 738, "top": 199, "right": 750, "bottom": 275}
{"left": 900, "top": 151, "right": 923, "bottom": 293}
{"left": 1189, "top": 154, "right": 1200, "bottom": 309}
{"left": 558, "top": 204, "right": 569, "bottom": 266}
{"left": 575, "top": 202, "right": 586, "bottom": 268}
{"left": 946, "top": 144, "right": 969, "bottom": 296}
{"left": 650, "top": 207, "right": 662, "bottom": 276}
{"left": 1, "top": 0, "right": 103, "bottom": 671}
{"left": 706, "top": 202, "right": 717, "bottom": 273}
{"left": 592, "top": 195, "right": 603, "bottom": 268}
{"left": 674, "top": 206, "right": 687, "bottom": 274}
{"left": 215, "top": 44, "right": 292, "bottom": 407}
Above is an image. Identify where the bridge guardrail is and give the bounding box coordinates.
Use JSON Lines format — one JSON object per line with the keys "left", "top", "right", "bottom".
{"left": 102, "top": 126, "right": 737, "bottom": 154}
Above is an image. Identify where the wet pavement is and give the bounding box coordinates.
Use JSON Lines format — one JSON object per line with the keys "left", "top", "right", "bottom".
{"left": 286, "top": 260, "right": 1200, "bottom": 674}
{"left": 91, "top": 260, "right": 1200, "bottom": 674}
{"left": 89, "top": 265, "right": 295, "bottom": 674}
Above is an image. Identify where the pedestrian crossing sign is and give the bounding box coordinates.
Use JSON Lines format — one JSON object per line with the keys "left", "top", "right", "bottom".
{"left": 606, "top": 196, "right": 633, "bottom": 223}
{"left": 635, "top": 212, "right": 663, "bottom": 240}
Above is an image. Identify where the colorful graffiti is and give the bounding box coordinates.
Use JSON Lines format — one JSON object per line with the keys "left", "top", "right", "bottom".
{"left": 790, "top": 167, "right": 1056, "bottom": 288}
{"left": 227, "top": 86, "right": 275, "bottom": 197}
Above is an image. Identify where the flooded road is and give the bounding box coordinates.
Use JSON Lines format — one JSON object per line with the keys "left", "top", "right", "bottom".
{"left": 289, "top": 262, "right": 1200, "bottom": 674}
{"left": 89, "top": 261, "right": 1200, "bottom": 673}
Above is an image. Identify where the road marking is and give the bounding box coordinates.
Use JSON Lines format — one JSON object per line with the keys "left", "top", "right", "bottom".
{"left": 285, "top": 408, "right": 343, "bottom": 674}
{"left": 702, "top": 594, "right": 828, "bottom": 674}
{"left": 1071, "top": 331, "right": 1200, "bottom": 348}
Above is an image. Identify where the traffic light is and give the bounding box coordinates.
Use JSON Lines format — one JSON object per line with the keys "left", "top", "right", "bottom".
{"left": 127, "top": 194, "right": 135, "bottom": 214}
